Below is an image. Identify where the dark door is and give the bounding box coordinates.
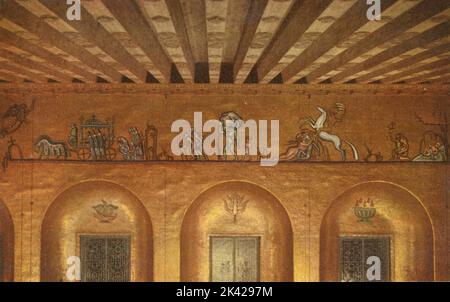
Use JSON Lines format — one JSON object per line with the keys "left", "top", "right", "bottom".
{"left": 80, "top": 235, "right": 131, "bottom": 282}
{"left": 340, "top": 236, "right": 390, "bottom": 282}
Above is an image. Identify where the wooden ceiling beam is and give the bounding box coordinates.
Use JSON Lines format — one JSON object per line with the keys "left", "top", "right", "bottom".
{"left": 384, "top": 59, "right": 450, "bottom": 83}
{"left": 0, "top": 71, "right": 25, "bottom": 83}
{"left": 246, "top": 0, "right": 334, "bottom": 83}
{"left": 278, "top": 0, "right": 398, "bottom": 83}
{"left": 330, "top": 21, "right": 450, "bottom": 83}
{"left": 0, "top": 0, "right": 448, "bottom": 86}
{"left": 0, "top": 48, "right": 72, "bottom": 82}
{"left": 404, "top": 67, "right": 450, "bottom": 84}
{"left": 356, "top": 42, "right": 450, "bottom": 83}
{"left": 302, "top": 0, "right": 450, "bottom": 83}
{"left": 0, "top": 62, "right": 48, "bottom": 83}
{"left": 221, "top": 0, "right": 252, "bottom": 63}
{"left": 39, "top": 0, "right": 152, "bottom": 83}
{"left": 392, "top": 65, "right": 450, "bottom": 84}
{"left": 178, "top": 0, "right": 209, "bottom": 83}
{"left": 1, "top": 0, "right": 122, "bottom": 82}
{"left": 229, "top": 0, "right": 268, "bottom": 83}
{"left": 219, "top": 0, "right": 252, "bottom": 83}
{"left": 427, "top": 74, "right": 450, "bottom": 84}
{"left": 101, "top": 0, "right": 182, "bottom": 83}
{"left": 0, "top": 28, "right": 97, "bottom": 82}
{"left": 165, "top": 0, "right": 196, "bottom": 81}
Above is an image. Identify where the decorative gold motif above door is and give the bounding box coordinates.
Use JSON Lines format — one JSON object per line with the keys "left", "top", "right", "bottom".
{"left": 210, "top": 236, "right": 260, "bottom": 282}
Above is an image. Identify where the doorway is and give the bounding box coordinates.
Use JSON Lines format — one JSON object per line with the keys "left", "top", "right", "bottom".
{"left": 339, "top": 236, "right": 390, "bottom": 282}
{"left": 80, "top": 235, "right": 131, "bottom": 282}
{"left": 210, "top": 236, "right": 260, "bottom": 282}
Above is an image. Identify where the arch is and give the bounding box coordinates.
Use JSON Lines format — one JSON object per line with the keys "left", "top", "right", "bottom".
{"left": 320, "top": 181, "right": 434, "bottom": 281}
{"left": 40, "top": 181, "right": 153, "bottom": 281}
{"left": 180, "top": 181, "right": 293, "bottom": 281}
{"left": 0, "top": 198, "right": 14, "bottom": 281}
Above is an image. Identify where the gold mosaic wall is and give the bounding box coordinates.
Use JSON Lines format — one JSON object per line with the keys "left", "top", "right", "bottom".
{"left": 0, "top": 84, "right": 448, "bottom": 281}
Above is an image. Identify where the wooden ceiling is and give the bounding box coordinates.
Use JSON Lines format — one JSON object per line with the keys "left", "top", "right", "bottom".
{"left": 0, "top": 0, "right": 449, "bottom": 85}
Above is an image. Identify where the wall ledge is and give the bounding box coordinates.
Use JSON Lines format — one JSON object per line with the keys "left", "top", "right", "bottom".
{"left": 0, "top": 83, "right": 448, "bottom": 96}
{"left": 4, "top": 159, "right": 449, "bottom": 166}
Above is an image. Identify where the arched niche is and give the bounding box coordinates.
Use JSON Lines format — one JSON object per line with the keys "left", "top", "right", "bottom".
{"left": 320, "top": 181, "right": 434, "bottom": 281}
{"left": 0, "top": 199, "right": 14, "bottom": 281}
{"left": 180, "top": 181, "right": 293, "bottom": 281}
{"left": 40, "top": 181, "right": 153, "bottom": 281}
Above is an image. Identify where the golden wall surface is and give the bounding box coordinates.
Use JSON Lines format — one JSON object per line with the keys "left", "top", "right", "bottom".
{"left": 181, "top": 181, "right": 293, "bottom": 281}
{"left": 40, "top": 181, "right": 153, "bottom": 281}
{"left": 320, "top": 182, "right": 434, "bottom": 281}
{"left": 0, "top": 84, "right": 448, "bottom": 281}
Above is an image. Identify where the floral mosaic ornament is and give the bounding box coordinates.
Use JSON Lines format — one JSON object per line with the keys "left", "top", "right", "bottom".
{"left": 93, "top": 200, "right": 119, "bottom": 223}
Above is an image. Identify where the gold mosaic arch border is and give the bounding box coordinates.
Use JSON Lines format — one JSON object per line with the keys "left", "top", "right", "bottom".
{"left": 38, "top": 178, "right": 151, "bottom": 227}
{"left": 330, "top": 179, "right": 436, "bottom": 268}
{"left": 179, "top": 179, "right": 294, "bottom": 228}
{"left": 40, "top": 180, "right": 154, "bottom": 281}
{"left": 180, "top": 180, "right": 294, "bottom": 281}
{"left": 320, "top": 180, "right": 435, "bottom": 281}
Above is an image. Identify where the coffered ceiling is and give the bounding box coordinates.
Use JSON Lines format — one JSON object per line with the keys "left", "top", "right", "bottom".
{"left": 0, "top": 0, "right": 448, "bottom": 84}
